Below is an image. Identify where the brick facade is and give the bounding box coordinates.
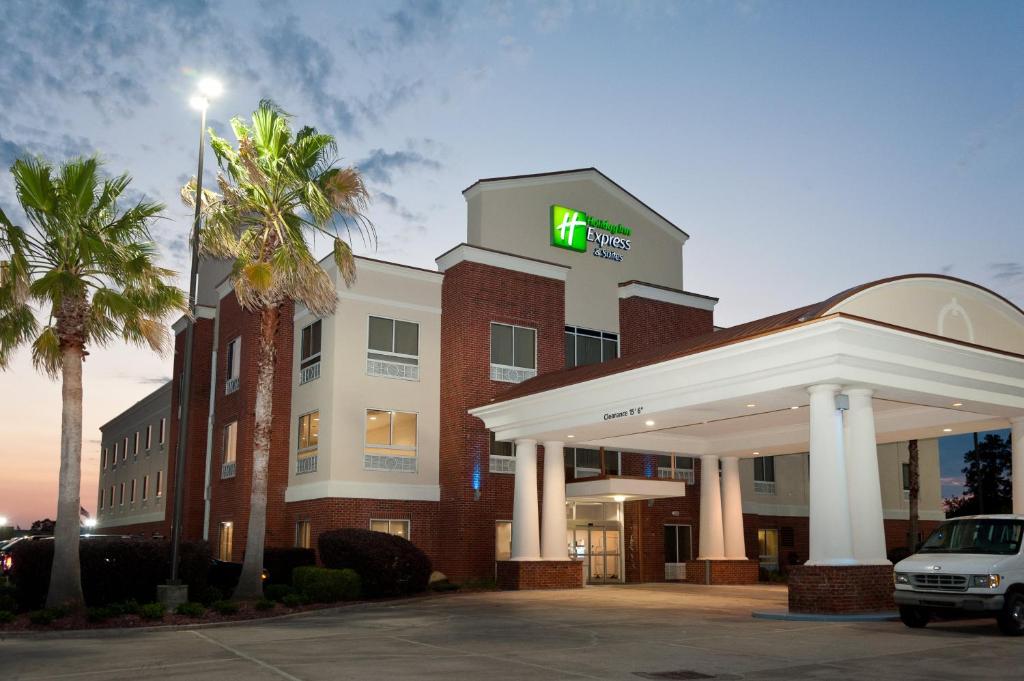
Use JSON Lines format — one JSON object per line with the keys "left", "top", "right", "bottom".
{"left": 437, "top": 260, "right": 566, "bottom": 581}
{"left": 684, "top": 559, "right": 760, "bottom": 585}
{"left": 788, "top": 564, "right": 895, "bottom": 614}
{"left": 496, "top": 560, "right": 583, "bottom": 590}
{"left": 617, "top": 293, "right": 714, "bottom": 357}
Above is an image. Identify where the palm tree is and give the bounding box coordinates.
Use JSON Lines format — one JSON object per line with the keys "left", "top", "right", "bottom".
{"left": 0, "top": 157, "right": 187, "bottom": 608}
{"left": 907, "top": 439, "right": 919, "bottom": 552}
{"left": 183, "top": 100, "right": 372, "bottom": 599}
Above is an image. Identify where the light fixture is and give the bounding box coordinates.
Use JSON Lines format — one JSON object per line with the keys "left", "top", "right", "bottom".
{"left": 83, "top": 518, "right": 97, "bottom": 529}
{"left": 746, "top": 403, "right": 757, "bottom": 408}
{"left": 790, "top": 406, "right": 800, "bottom": 410}
{"left": 189, "top": 94, "right": 209, "bottom": 111}
{"left": 567, "top": 434, "right": 575, "bottom": 439}
{"left": 645, "top": 419, "right": 655, "bottom": 427}
{"left": 952, "top": 402, "right": 963, "bottom": 408}
{"left": 753, "top": 451, "right": 760, "bottom": 456}
{"left": 369, "top": 416, "right": 377, "bottom": 421}
{"left": 613, "top": 495, "right": 627, "bottom": 503}
{"left": 943, "top": 428, "right": 953, "bottom": 433}
{"left": 197, "top": 76, "right": 224, "bottom": 98}
{"left": 0, "top": 516, "right": 6, "bottom": 527}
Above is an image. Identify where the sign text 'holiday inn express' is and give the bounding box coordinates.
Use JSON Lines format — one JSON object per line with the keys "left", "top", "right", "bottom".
{"left": 550, "top": 204, "right": 633, "bottom": 263}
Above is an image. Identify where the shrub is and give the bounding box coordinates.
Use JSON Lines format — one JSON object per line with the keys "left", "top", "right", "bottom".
{"left": 28, "top": 609, "right": 61, "bottom": 626}
{"left": 8, "top": 539, "right": 211, "bottom": 610}
{"left": 107, "top": 599, "right": 141, "bottom": 616}
{"left": 0, "top": 610, "right": 14, "bottom": 624}
{"left": 139, "top": 603, "right": 165, "bottom": 620}
{"left": 264, "top": 583, "right": 294, "bottom": 602}
{"left": 431, "top": 580, "right": 460, "bottom": 592}
{"left": 293, "top": 566, "right": 360, "bottom": 603}
{"left": 281, "top": 593, "right": 306, "bottom": 608}
{"left": 211, "top": 600, "right": 239, "bottom": 615}
{"left": 175, "top": 602, "right": 206, "bottom": 617}
{"left": 263, "top": 548, "right": 316, "bottom": 585}
{"left": 318, "top": 529, "right": 431, "bottom": 598}
{"left": 86, "top": 607, "right": 113, "bottom": 623}
{"left": 254, "top": 598, "right": 276, "bottom": 611}
{"left": 196, "top": 585, "right": 224, "bottom": 606}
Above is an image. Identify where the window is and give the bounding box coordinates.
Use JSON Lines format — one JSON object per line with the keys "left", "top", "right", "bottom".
{"left": 489, "top": 432, "right": 513, "bottom": 458}
{"left": 298, "top": 412, "right": 319, "bottom": 452}
{"left": 113, "top": 442, "right": 119, "bottom": 463}
{"left": 142, "top": 475, "right": 149, "bottom": 501}
{"left": 902, "top": 462, "right": 911, "bottom": 490}
{"left": 159, "top": 417, "right": 166, "bottom": 444}
{"left": 108, "top": 486, "right": 114, "bottom": 508}
{"left": 295, "top": 520, "right": 311, "bottom": 549}
{"left": 490, "top": 322, "right": 536, "bottom": 383}
{"left": 495, "top": 521, "right": 512, "bottom": 561}
{"left": 155, "top": 470, "right": 163, "bottom": 497}
{"left": 664, "top": 524, "right": 693, "bottom": 564}
{"left": 370, "top": 519, "right": 410, "bottom": 540}
{"left": 122, "top": 437, "right": 128, "bottom": 461}
{"left": 119, "top": 482, "right": 125, "bottom": 505}
{"left": 102, "top": 447, "right": 108, "bottom": 469}
{"left": 218, "top": 522, "right": 233, "bottom": 561}
{"left": 488, "top": 433, "right": 515, "bottom": 473}
{"left": 754, "top": 456, "right": 776, "bottom": 495}
{"left": 130, "top": 479, "right": 136, "bottom": 504}
{"left": 565, "top": 448, "right": 620, "bottom": 478}
{"left": 222, "top": 421, "right": 238, "bottom": 478}
{"left": 145, "top": 425, "right": 152, "bottom": 450}
{"left": 655, "top": 455, "right": 694, "bottom": 483}
{"left": 133, "top": 431, "right": 140, "bottom": 455}
{"left": 564, "top": 326, "right": 618, "bottom": 368}
{"left": 367, "top": 316, "right": 419, "bottom": 380}
{"left": 225, "top": 337, "right": 241, "bottom": 393}
{"left": 364, "top": 409, "right": 417, "bottom": 472}
{"left": 99, "top": 490, "right": 104, "bottom": 511}
{"left": 299, "top": 320, "right": 323, "bottom": 384}
{"left": 758, "top": 528, "right": 780, "bottom": 571}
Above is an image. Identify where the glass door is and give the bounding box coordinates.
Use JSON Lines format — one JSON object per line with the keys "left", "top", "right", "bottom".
{"left": 758, "top": 528, "right": 779, "bottom": 572}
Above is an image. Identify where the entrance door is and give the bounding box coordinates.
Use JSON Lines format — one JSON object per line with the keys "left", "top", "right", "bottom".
{"left": 758, "top": 528, "right": 779, "bottom": 572}
{"left": 664, "top": 524, "right": 692, "bottom": 581}
{"left": 573, "top": 525, "right": 621, "bottom": 584}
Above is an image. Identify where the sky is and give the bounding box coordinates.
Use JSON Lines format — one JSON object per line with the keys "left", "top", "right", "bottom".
{"left": 0, "top": 0, "right": 1021, "bottom": 527}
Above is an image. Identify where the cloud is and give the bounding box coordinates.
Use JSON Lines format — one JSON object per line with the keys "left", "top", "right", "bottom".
{"left": 357, "top": 147, "right": 441, "bottom": 185}
{"left": 376, "top": 191, "right": 426, "bottom": 223}
{"left": 940, "top": 476, "right": 964, "bottom": 488}
{"left": 386, "top": 0, "right": 460, "bottom": 44}
{"left": 357, "top": 79, "right": 425, "bottom": 127}
{"left": 0, "top": 135, "right": 30, "bottom": 171}
{"left": 536, "top": 0, "right": 573, "bottom": 32}
{"left": 991, "top": 262, "right": 1024, "bottom": 282}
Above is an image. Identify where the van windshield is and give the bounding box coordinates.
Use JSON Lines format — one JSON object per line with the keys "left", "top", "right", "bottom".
{"left": 919, "top": 518, "right": 1024, "bottom": 555}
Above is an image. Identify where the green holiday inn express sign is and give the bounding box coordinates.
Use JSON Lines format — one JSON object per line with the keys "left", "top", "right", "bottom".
{"left": 550, "top": 204, "right": 633, "bottom": 262}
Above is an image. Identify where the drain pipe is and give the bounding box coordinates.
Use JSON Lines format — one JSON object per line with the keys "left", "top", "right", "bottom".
{"left": 201, "top": 310, "right": 220, "bottom": 540}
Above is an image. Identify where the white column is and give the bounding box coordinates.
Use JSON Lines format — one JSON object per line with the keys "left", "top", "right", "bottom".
{"left": 541, "top": 440, "right": 567, "bottom": 560}
{"left": 806, "top": 384, "right": 856, "bottom": 566}
{"left": 511, "top": 439, "right": 541, "bottom": 560}
{"left": 1013, "top": 418, "right": 1024, "bottom": 515}
{"left": 698, "top": 454, "right": 726, "bottom": 559}
{"left": 843, "top": 388, "right": 889, "bottom": 564}
{"left": 720, "top": 456, "right": 746, "bottom": 559}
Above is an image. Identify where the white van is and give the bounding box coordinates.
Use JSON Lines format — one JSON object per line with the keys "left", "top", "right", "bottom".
{"left": 894, "top": 514, "right": 1024, "bottom": 635}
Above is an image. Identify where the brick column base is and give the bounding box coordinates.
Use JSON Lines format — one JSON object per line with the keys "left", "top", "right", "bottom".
{"left": 788, "top": 564, "right": 894, "bottom": 614}
{"left": 495, "top": 560, "right": 584, "bottom": 590}
{"left": 684, "top": 559, "right": 759, "bottom": 585}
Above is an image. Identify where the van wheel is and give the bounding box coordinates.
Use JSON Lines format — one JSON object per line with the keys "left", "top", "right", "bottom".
{"left": 997, "top": 593, "right": 1024, "bottom": 636}
{"left": 899, "top": 605, "right": 929, "bottom": 628}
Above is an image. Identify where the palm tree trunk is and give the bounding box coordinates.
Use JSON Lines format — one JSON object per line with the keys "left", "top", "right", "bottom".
{"left": 46, "top": 344, "right": 85, "bottom": 608}
{"left": 234, "top": 302, "right": 279, "bottom": 601}
{"left": 908, "top": 439, "right": 920, "bottom": 552}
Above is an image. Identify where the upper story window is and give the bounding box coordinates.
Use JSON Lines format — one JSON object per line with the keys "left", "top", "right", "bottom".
{"left": 367, "top": 316, "right": 419, "bottom": 381}
{"left": 159, "top": 417, "right": 166, "bottom": 444}
{"left": 490, "top": 322, "right": 536, "bottom": 383}
{"left": 145, "top": 425, "right": 152, "bottom": 450}
{"left": 142, "top": 475, "right": 149, "bottom": 501}
{"left": 222, "top": 421, "right": 238, "bottom": 479}
{"left": 299, "top": 320, "right": 322, "bottom": 385}
{"left": 656, "top": 455, "right": 695, "bottom": 484}
{"left": 102, "top": 447, "right": 108, "bottom": 469}
{"left": 122, "top": 437, "right": 128, "bottom": 461}
{"left": 364, "top": 409, "right": 417, "bottom": 473}
{"left": 296, "top": 411, "right": 320, "bottom": 475}
{"left": 754, "top": 456, "right": 776, "bottom": 495}
{"left": 564, "top": 326, "right": 619, "bottom": 368}
{"left": 566, "top": 448, "right": 621, "bottom": 479}
{"left": 133, "top": 431, "right": 140, "bottom": 456}
{"left": 488, "top": 432, "right": 515, "bottom": 474}
{"left": 225, "top": 337, "right": 241, "bottom": 394}
{"left": 155, "top": 470, "right": 163, "bottom": 497}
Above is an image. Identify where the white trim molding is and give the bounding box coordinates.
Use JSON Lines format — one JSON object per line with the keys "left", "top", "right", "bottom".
{"left": 618, "top": 281, "right": 718, "bottom": 311}
{"left": 172, "top": 306, "right": 216, "bottom": 334}
{"left": 435, "top": 243, "right": 570, "bottom": 281}
{"left": 285, "top": 480, "right": 441, "bottom": 503}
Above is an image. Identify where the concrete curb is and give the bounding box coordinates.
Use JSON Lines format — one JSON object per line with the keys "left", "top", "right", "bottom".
{"left": 752, "top": 609, "right": 899, "bottom": 622}
{"left": 0, "top": 592, "right": 455, "bottom": 640}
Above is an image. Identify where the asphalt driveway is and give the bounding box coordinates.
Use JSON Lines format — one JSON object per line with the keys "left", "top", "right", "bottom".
{"left": 3, "top": 583, "right": 1023, "bottom": 680}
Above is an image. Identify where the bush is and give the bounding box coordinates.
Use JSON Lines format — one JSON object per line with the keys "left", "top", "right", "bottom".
{"left": 318, "top": 529, "right": 431, "bottom": 598}
{"left": 281, "top": 593, "right": 306, "bottom": 608}
{"left": 254, "top": 598, "right": 275, "bottom": 611}
{"left": 175, "top": 602, "right": 206, "bottom": 617}
{"left": 210, "top": 600, "right": 239, "bottom": 615}
{"left": 431, "top": 580, "right": 460, "bottom": 592}
{"left": 8, "top": 539, "right": 211, "bottom": 610}
{"left": 264, "top": 583, "right": 294, "bottom": 602}
{"left": 263, "top": 547, "right": 316, "bottom": 585}
{"left": 293, "top": 566, "right": 360, "bottom": 603}
{"left": 196, "top": 586, "right": 224, "bottom": 606}
{"left": 28, "top": 609, "right": 62, "bottom": 626}
{"left": 139, "top": 602, "right": 165, "bottom": 621}
{"left": 86, "top": 607, "right": 113, "bottom": 623}
{"left": 107, "top": 599, "right": 140, "bottom": 616}
{"left": 0, "top": 610, "right": 14, "bottom": 624}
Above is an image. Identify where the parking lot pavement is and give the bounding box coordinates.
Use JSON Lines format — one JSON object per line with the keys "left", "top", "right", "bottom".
{"left": 4, "top": 583, "right": 1024, "bottom": 680}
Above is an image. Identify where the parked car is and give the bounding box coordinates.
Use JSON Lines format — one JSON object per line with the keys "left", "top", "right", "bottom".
{"left": 894, "top": 514, "right": 1024, "bottom": 635}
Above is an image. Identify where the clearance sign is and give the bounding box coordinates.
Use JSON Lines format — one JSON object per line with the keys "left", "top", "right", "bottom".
{"left": 550, "top": 204, "right": 632, "bottom": 262}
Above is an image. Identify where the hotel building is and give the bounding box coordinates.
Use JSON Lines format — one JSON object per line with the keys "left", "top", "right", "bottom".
{"left": 96, "top": 168, "right": 1024, "bottom": 611}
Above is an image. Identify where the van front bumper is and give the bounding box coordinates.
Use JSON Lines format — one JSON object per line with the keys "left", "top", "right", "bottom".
{"left": 894, "top": 589, "right": 1004, "bottom": 611}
